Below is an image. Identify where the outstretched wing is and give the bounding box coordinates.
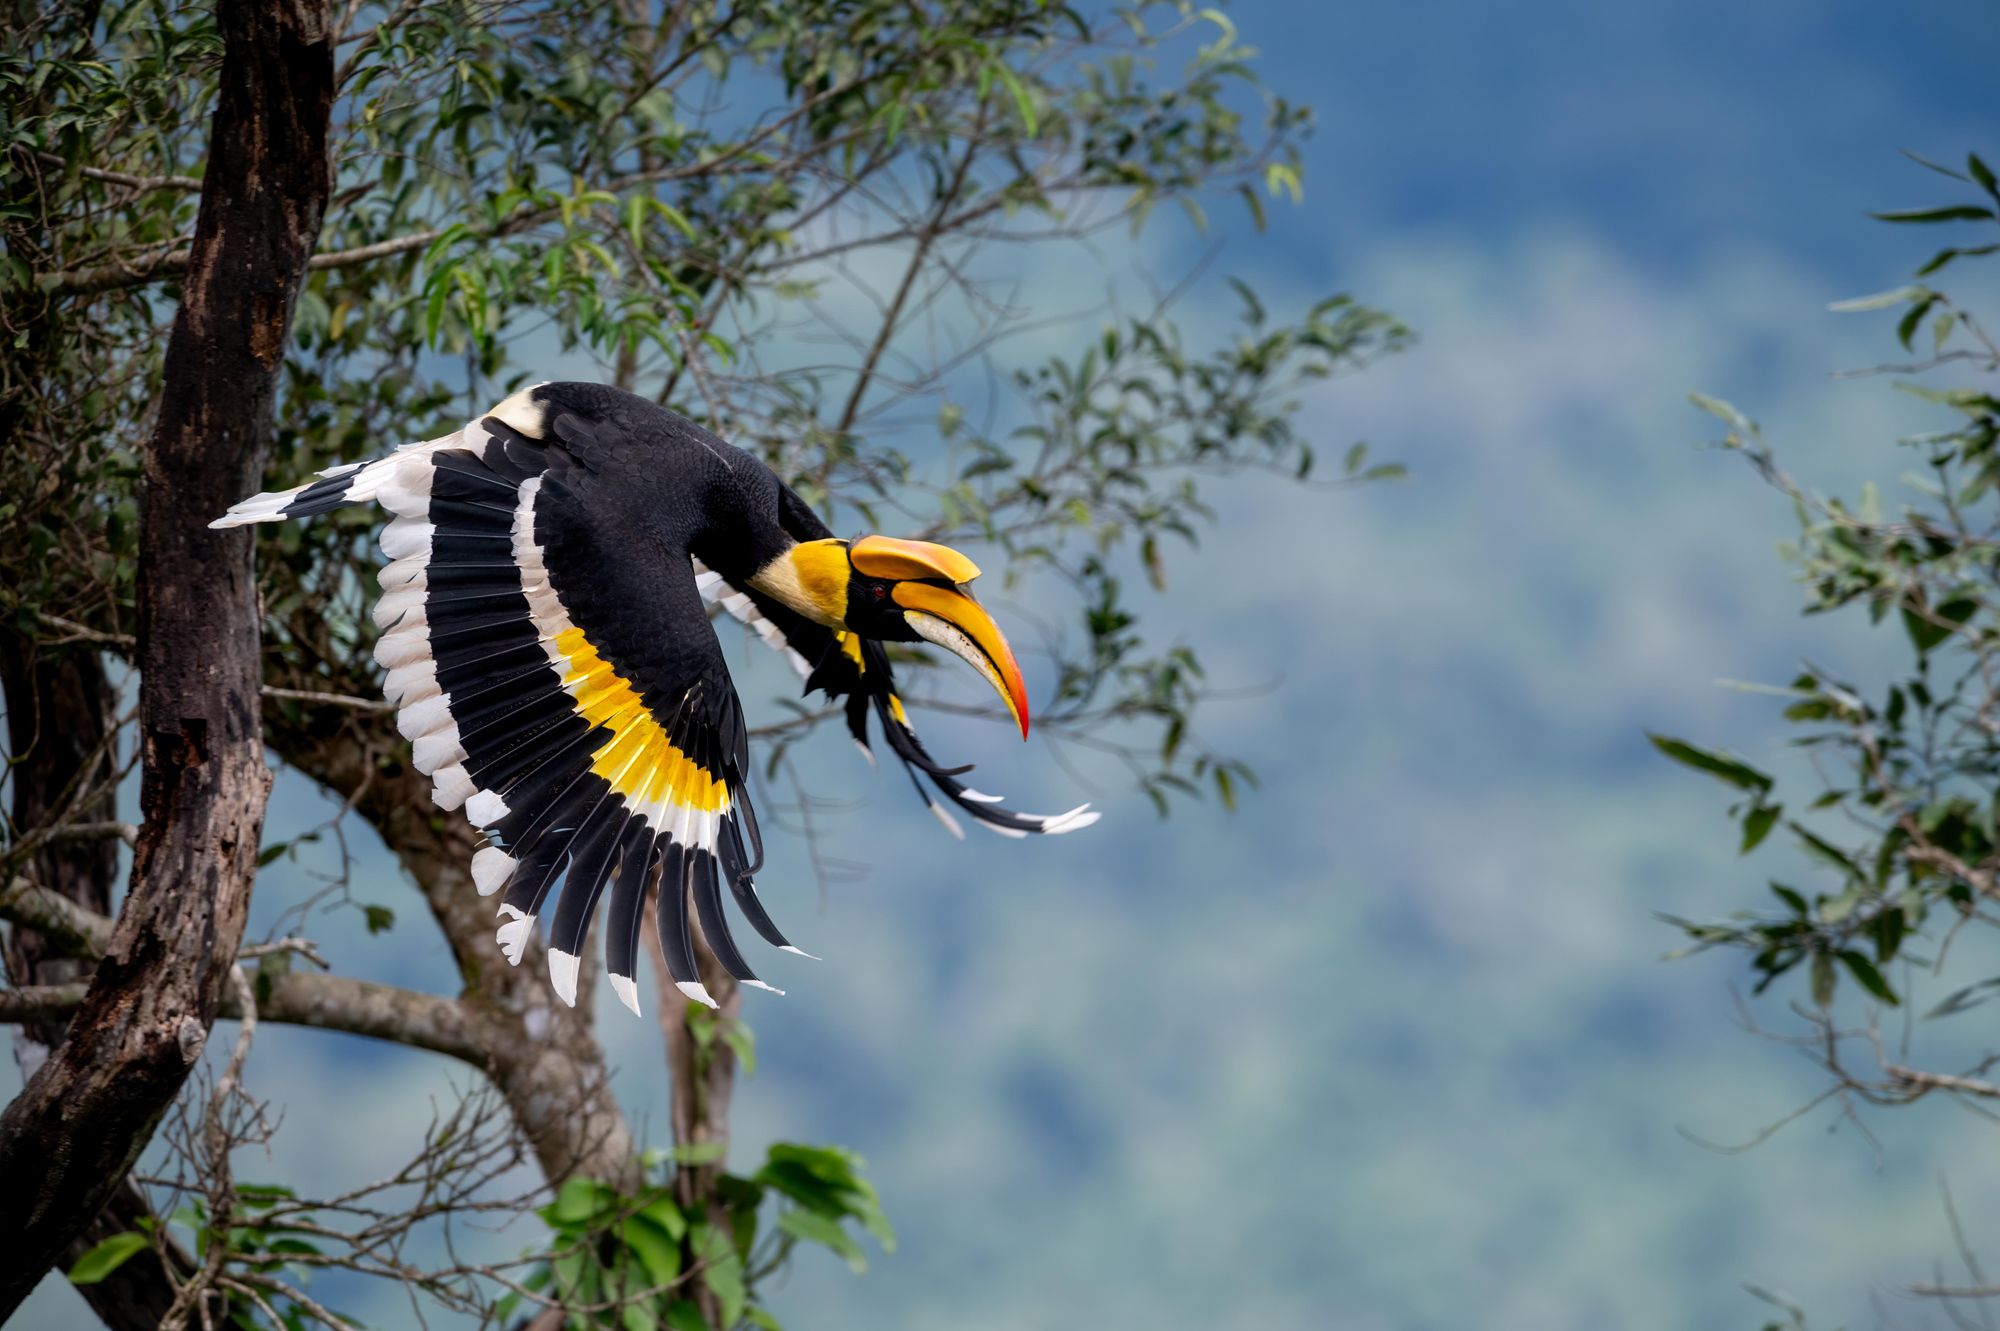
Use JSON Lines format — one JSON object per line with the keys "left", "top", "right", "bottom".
{"left": 697, "top": 485, "right": 1098, "bottom": 839}
{"left": 216, "top": 406, "right": 797, "bottom": 1014}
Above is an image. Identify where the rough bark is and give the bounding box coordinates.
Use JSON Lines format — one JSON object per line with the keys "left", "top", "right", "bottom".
{"left": 271, "top": 725, "right": 638, "bottom": 1189}
{"left": 0, "top": 0, "right": 332, "bottom": 1313}
{"left": 0, "top": 637, "right": 197, "bottom": 1326}
{"left": 0, "top": 634, "right": 118, "bottom": 1051}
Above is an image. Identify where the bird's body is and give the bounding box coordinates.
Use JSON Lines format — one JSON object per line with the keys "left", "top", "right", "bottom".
{"left": 216, "top": 382, "right": 1093, "bottom": 1014}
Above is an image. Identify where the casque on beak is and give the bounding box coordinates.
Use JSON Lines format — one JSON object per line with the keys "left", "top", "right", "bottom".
{"left": 850, "top": 536, "right": 1030, "bottom": 739}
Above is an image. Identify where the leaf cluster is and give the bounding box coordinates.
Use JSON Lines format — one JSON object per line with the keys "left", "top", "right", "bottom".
{"left": 1663, "top": 153, "right": 2000, "bottom": 1020}
{"left": 513, "top": 1141, "right": 894, "bottom": 1331}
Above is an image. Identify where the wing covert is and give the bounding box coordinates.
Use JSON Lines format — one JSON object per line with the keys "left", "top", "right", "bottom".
{"left": 450, "top": 429, "right": 794, "bottom": 1012}
{"left": 222, "top": 389, "right": 799, "bottom": 1014}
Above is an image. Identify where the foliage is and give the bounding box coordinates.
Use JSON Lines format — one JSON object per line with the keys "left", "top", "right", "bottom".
{"left": 1652, "top": 145, "right": 2000, "bottom": 1327}
{"left": 1658, "top": 152, "right": 2000, "bottom": 1017}
{"left": 2, "top": 0, "right": 1403, "bottom": 816}
{"left": 512, "top": 1144, "right": 893, "bottom": 1331}
{"left": 1, "top": 1, "right": 1403, "bottom": 1324}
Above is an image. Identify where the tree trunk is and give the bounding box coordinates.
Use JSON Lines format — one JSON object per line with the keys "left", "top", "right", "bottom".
{"left": 0, "top": 636, "right": 198, "bottom": 1326}
{"left": 0, "top": 0, "right": 331, "bottom": 1313}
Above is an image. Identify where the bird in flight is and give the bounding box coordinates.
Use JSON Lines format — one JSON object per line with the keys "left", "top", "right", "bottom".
{"left": 215, "top": 382, "right": 1095, "bottom": 1014}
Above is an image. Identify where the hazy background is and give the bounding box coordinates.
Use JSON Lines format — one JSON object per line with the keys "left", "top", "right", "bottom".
{"left": 15, "top": 0, "right": 2000, "bottom": 1327}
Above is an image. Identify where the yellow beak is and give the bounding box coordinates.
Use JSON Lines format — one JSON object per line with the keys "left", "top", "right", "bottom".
{"left": 891, "top": 582, "right": 1030, "bottom": 739}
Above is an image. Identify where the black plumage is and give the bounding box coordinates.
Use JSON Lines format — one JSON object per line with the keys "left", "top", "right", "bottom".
{"left": 215, "top": 382, "right": 1095, "bottom": 1015}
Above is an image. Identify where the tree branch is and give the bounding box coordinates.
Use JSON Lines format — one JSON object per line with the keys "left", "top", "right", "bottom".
{"left": 0, "top": 877, "right": 115, "bottom": 961}
{"left": 0, "top": 1, "right": 332, "bottom": 1311}
{"left": 0, "top": 972, "right": 491, "bottom": 1068}
{"left": 34, "top": 151, "right": 201, "bottom": 194}
{"left": 41, "top": 60, "right": 886, "bottom": 298}
{"left": 833, "top": 132, "right": 982, "bottom": 436}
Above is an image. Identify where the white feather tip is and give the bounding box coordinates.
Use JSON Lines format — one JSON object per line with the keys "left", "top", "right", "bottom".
{"left": 676, "top": 981, "right": 720, "bottom": 1010}
{"left": 547, "top": 950, "right": 580, "bottom": 1007}
{"left": 471, "top": 846, "right": 516, "bottom": 896}
{"left": 610, "top": 973, "right": 641, "bottom": 1017}
{"left": 928, "top": 800, "right": 966, "bottom": 840}
{"left": 494, "top": 905, "right": 533, "bottom": 965}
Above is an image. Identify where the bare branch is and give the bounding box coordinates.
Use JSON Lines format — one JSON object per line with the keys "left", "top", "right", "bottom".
{"left": 0, "top": 876, "right": 115, "bottom": 959}
{"left": 1882, "top": 1062, "right": 2000, "bottom": 1099}
{"left": 261, "top": 685, "right": 392, "bottom": 713}
{"left": 32, "top": 611, "right": 133, "bottom": 648}
{"left": 0, "top": 968, "right": 493, "bottom": 1067}
{"left": 40, "top": 821, "right": 140, "bottom": 848}
{"left": 34, "top": 151, "right": 201, "bottom": 194}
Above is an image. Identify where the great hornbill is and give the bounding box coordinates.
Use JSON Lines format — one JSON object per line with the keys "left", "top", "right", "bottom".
{"left": 214, "top": 381, "right": 1096, "bottom": 1014}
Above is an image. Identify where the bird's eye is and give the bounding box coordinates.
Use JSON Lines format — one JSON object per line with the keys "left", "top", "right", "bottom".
{"left": 871, "top": 584, "right": 888, "bottom": 601}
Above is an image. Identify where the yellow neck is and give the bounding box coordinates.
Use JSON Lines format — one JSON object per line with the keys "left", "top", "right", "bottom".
{"left": 747, "top": 539, "right": 849, "bottom": 627}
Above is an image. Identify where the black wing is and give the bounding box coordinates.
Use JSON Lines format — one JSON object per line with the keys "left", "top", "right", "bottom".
{"left": 216, "top": 398, "right": 799, "bottom": 1014}
{"left": 696, "top": 483, "right": 1097, "bottom": 839}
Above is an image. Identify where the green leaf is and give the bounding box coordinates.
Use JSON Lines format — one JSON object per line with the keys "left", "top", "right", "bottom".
{"left": 1897, "top": 295, "right": 1938, "bottom": 350}
{"left": 647, "top": 197, "right": 697, "bottom": 241}
{"left": 1741, "top": 802, "right": 1781, "bottom": 853}
{"left": 1871, "top": 205, "right": 1996, "bottom": 224}
{"left": 1871, "top": 906, "right": 1906, "bottom": 964}
{"left": 1837, "top": 949, "right": 1899, "bottom": 1006}
{"left": 1925, "top": 974, "right": 2000, "bottom": 1019}
{"left": 1263, "top": 161, "right": 1302, "bottom": 204}
{"left": 235, "top": 1183, "right": 296, "bottom": 1210}
{"left": 549, "top": 1176, "right": 611, "bottom": 1226}
{"left": 363, "top": 904, "right": 395, "bottom": 935}
{"left": 1792, "top": 824, "right": 1859, "bottom": 876}
{"left": 69, "top": 1232, "right": 149, "bottom": 1285}
{"left": 1934, "top": 309, "right": 1957, "bottom": 350}
{"left": 1970, "top": 154, "right": 1998, "bottom": 196}
{"left": 625, "top": 193, "right": 647, "bottom": 250}
{"left": 639, "top": 1193, "right": 688, "bottom": 1242}
{"left": 779, "top": 1207, "right": 868, "bottom": 1273}
{"left": 424, "top": 275, "right": 452, "bottom": 347}
{"left": 1901, "top": 596, "right": 1978, "bottom": 653}
{"left": 989, "top": 61, "right": 1037, "bottom": 137}
{"left": 1915, "top": 243, "right": 2000, "bottom": 276}
{"left": 1687, "top": 392, "right": 1752, "bottom": 432}
{"left": 1827, "top": 285, "right": 1925, "bottom": 312}
{"left": 620, "top": 1215, "right": 682, "bottom": 1286}
{"left": 665, "top": 1301, "right": 708, "bottom": 1331}
{"left": 694, "top": 1224, "right": 747, "bottom": 1327}
{"left": 1647, "top": 734, "right": 1772, "bottom": 793}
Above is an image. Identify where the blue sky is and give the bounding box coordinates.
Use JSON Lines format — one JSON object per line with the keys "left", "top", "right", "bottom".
{"left": 15, "top": 1, "right": 2000, "bottom": 1327}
